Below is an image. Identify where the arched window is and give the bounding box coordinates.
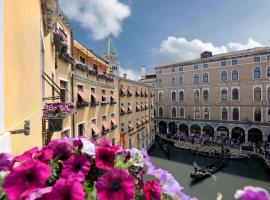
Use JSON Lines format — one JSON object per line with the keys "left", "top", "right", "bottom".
{"left": 158, "top": 92, "right": 163, "bottom": 102}
{"left": 159, "top": 107, "right": 163, "bottom": 117}
{"left": 232, "top": 70, "right": 238, "bottom": 80}
{"left": 203, "top": 73, "right": 208, "bottom": 83}
{"left": 171, "top": 91, "right": 176, "bottom": 102}
{"left": 179, "top": 75, "right": 184, "bottom": 85}
{"left": 221, "top": 71, "right": 227, "bottom": 81}
{"left": 179, "top": 91, "right": 184, "bottom": 101}
{"left": 204, "top": 108, "right": 209, "bottom": 120}
{"left": 254, "top": 87, "right": 261, "bottom": 101}
{"left": 194, "top": 90, "right": 200, "bottom": 102}
{"left": 194, "top": 74, "right": 199, "bottom": 83}
{"left": 254, "top": 108, "right": 261, "bottom": 122}
{"left": 171, "top": 76, "right": 176, "bottom": 86}
{"left": 172, "top": 107, "right": 177, "bottom": 118}
{"left": 203, "top": 90, "right": 209, "bottom": 101}
{"left": 254, "top": 67, "right": 261, "bottom": 79}
{"left": 232, "top": 88, "right": 239, "bottom": 100}
{"left": 221, "top": 89, "right": 228, "bottom": 101}
{"left": 222, "top": 108, "right": 228, "bottom": 120}
{"left": 233, "top": 108, "right": 239, "bottom": 121}
{"left": 268, "top": 87, "right": 270, "bottom": 101}
{"left": 267, "top": 66, "right": 270, "bottom": 78}
{"left": 180, "top": 107, "right": 184, "bottom": 117}
{"left": 194, "top": 108, "right": 200, "bottom": 119}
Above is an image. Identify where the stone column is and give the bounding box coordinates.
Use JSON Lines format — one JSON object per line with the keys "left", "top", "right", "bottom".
{"left": 244, "top": 132, "right": 248, "bottom": 144}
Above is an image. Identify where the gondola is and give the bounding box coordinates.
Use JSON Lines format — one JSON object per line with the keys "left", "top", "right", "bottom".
{"left": 191, "top": 150, "right": 250, "bottom": 160}
{"left": 159, "top": 142, "right": 170, "bottom": 157}
{"left": 190, "top": 159, "right": 225, "bottom": 179}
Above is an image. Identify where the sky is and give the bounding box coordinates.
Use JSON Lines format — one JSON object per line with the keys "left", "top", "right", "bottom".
{"left": 59, "top": 0, "right": 270, "bottom": 79}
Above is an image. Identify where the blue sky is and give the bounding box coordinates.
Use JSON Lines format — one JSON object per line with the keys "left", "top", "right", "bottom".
{"left": 60, "top": 0, "right": 270, "bottom": 79}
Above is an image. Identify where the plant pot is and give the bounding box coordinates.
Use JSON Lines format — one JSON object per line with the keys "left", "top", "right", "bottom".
{"left": 48, "top": 118, "right": 63, "bottom": 132}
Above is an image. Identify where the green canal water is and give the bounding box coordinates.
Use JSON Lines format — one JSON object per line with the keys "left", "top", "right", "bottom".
{"left": 149, "top": 144, "right": 270, "bottom": 200}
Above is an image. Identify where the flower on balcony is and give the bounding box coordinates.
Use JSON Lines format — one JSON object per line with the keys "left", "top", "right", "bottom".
{"left": 43, "top": 102, "right": 75, "bottom": 119}
{"left": 143, "top": 180, "right": 161, "bottom": 200}
{"left": 0, "top": 153, "right": 13, "bottom": 172}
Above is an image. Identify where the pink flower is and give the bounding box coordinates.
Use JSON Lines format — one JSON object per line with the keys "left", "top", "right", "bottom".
{"left": 0, "top": 153, "right": 13, "bottom": 171}
{"left": 25, "top": 187, "right": 52, "bottom": 200}
{"left": 13, "top": 147, "right": 39, "bottom": 163}
{"left": 3, "top": 160, "right": 51, "bottom": 200}
{"left": 34, "top": 147, "right": 53, "bottom": 164}
{"left": 48, "top": 140, "right": 72, "bottom": 161}
{"left": 96, "top": 169, "right": 134, "bottom": 200}
{"left": 235, "top": 186, "right": 270, "bottom": 200}
{"left": 47, "top": 178, "right": 84, "bottom": 200}
{"left": 95, "top": 147, "right": 117, "bottom": 171}
{"left": 143, "top": 180, "right": 161, "bottom": 200}
{"left": 61, "top": 154, "right": 91, "bottom": 182}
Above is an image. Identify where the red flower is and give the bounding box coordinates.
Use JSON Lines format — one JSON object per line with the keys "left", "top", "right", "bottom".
{"left": 95, "top": 147, "right": 117, "bottom": 171}
{"left": 143, "top": 180, "right": 161, "bottom": 200}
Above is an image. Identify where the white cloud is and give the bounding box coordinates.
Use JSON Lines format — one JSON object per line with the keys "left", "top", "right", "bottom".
{"left": 227, "top": 38, "right": 263, "bottom": 51}
{"left": 154, "top": 37, "right": 263, "bottom": 64}
{"left": 60, "top": 0, "right": 131, "bottom": 40}
{"left": 119, "top": 67, "right": 140, "bottom": 80}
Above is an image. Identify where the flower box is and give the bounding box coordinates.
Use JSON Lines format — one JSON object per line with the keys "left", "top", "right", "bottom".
{"left": 48, "top": 117, "right": 63, "bottom": 132}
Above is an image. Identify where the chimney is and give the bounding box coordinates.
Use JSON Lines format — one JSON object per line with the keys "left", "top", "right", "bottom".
{"left": 141, "top": 65, "right": 146, "bottom": 79}
{"left": 123, "top": 73, "right": 127, "bottom": 79}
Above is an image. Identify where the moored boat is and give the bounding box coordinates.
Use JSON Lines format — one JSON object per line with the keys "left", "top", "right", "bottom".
{"left": 191, "top": 150, "right": 250, "bottom": 160}
{"left": 190, "top": 159, "right": 226, "bottom": 179}
{"left": 159, "top": 142, "right": 170, "bottom": 157}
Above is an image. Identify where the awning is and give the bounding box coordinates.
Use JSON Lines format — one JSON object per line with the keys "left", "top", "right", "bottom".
{"left": 136, "top": 120, "right": 141, "bottom": 126}
{"left": 102, "top": 121, "right": 110, "bottom": 130}
{"left": 91, "top": 124, "right": 101, "bottom": 135}
{"left": 78, "top": 91, "right": 89, "bottom": 102}
{"left": 128, "top": 123, "right": 133, "bottom": 128}
{"left": 142, "top": 118, "right": 145, "bottom": 124}
{"left": 102, "top": 95, "right": 107, "bottom": 100}
{"left": 145, "top": 92, "right": 148, "bottom": 96}
{"left": 111, "top": 118, "right": 117, "bottom": 125}
{"left": 128, "top": 106, "right": 132, "bottom": 111}
{"left": 127, "top": 89, "right": 132, "bottom": 94}
{"left": 136, "top": 91, "right": 140, "bottom": 95}
{"left": 91, "top": 93, "right": 100, "bottom": 101}
{"left": 121, "top": 106, "right": 126, "bottom": 112}
{"left": 111, "top": 95, "right": 115, "bottom": 101}
{"left": 136, "top": 105, "right": 140, "bottom": 110}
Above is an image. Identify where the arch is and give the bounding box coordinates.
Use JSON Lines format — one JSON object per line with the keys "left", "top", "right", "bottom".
{"left": 203, "top": 125, "right": 214, "bottom": 137}
{"left": 231, "top": 127, "right": 245, "bottom": 143}
{"left": 158, "top": 107, "right": 163, "bottom": 117}
{"left": 254, "top": 108, "right": 261, "bottom": 122}
{"left": 203, "top": 90, "right": 209, "bottom": 101}
{"left": 203, "top": 73, "right": 208, "bottom": 83}
{"left": 221, "top": 71, "right": 227, "bottom": 81}
{"left": 232, "top": 88, "right": 239, "bottom": 100}
{"left": 194, "top": 90, "right": 200, "bottom": 102}
{"left": 221, "top": 88, "right": 228, "bottom": 101}
{"left": 179, "top": 107, "right": 185, "bottom": 117}
{"left": 254, "top": 87, "right": 261, "bottom": 101}
{"left": 158, "top": 91, "right": 163, "bottom": 102}
{"left": 179, "top": 75, "right": 184, "bottom": 85}
{"left": 171, "top": 76, "right": 176, "bottom": 86}
{"left": 190, "top": 124, "right": 201, "bottom": 135}
{"left": 267, "top": 66, "right": 270, "bottom": 78}
{"left": 194, "top": 74, "right": 199, "bottom": 83}
{"left": 179, "top": 123, "right": 189, "bottom": 136}
{"left": 216, "top": 126, "right": 229, "bottom": 137}
{"left": 248, "top": 128, "right": 263, "bottom": 144}
{"left": 171, "top": 91, "right": 176, "bottom": 102}
{"left": 203, "top": 107, "right": 209, "bottom": 119}
{"left": 158, "top": 121, "right": 167, "bottom": 134}
{"left": 232, "top": 108, "right": 239, "bottom": 120}
{"left": 232, "top": 70, "right": 239, "bottom": 80}
{"left": 171, "top": 107, "right": 177, "bottom": 118}
{"left": 179, "top": 90, "right": 184, "bottom": 101}
{"left": 168, "top": 122, "right": 177, "bottom": 134}
{"left": 254, "top": 67, "right": 261, "bottom": 79}
{"left": 221, "top": 108, "right": 228, "bottom": 120}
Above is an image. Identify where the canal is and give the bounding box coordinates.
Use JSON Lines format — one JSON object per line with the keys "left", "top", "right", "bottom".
{"left": 149, "top": 143, "right": 270, "bottom": 200}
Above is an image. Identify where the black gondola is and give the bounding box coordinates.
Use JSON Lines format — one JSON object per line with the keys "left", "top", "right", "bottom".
{"left": 191, "top": 150, "right": 250, "bottom": 160}
{"left": 158, "top": 141, "right": 170, "bottom": 157}
{"left": 190, "top": 159, "right": 225, "bottom": 179}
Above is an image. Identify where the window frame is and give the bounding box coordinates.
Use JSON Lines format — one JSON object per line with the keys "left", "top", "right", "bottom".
{"left": 253, "top": 66, "right": 261, "bottom": 79}
{"left": 194, "top": 73, "right": 200, "bottom": 83}
{"left": 221, "top": 70, "right": 228, "bottom": 81}
{"left": 231, "top": 87, "right": 240, "bottom": 101}
{"left": 203, "top": 72, "right": 209, "bottom": 83}
{"left": 231, "top": 69, "right": 239, "bottom": 81}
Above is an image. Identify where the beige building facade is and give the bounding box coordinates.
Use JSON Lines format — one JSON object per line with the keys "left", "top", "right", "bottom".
{"left": 155, "top": 48, "right": 270, "bottom": 144}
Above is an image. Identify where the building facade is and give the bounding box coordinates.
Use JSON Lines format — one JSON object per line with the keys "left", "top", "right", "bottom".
{"left": 155, "top": 48, "right": 270, "bottom": 144}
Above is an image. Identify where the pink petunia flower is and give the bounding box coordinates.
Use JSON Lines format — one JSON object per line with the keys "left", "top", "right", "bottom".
{"left": 34, "top": 147, "right": 53, "bottom": 164}
{"left": 3, "top": 159, "right": 51, "bottom": 200}
{"left": 234, "top": 186, "right": 270, "bottom": 200}
{"left": 25, "top": 187, "right": 52, "bottom": 200}
{"left": 13, "top": 147, "right": 39, "bottom": 163}
{"left": 95, "top": 147, "right": 117, "bottom": 171}
{"left": 48, "top": 140, "right": 72, "bottom": 161}
{"left": 46, "top": 178, "right": 84, "bottom": 200}
{"left": 0, "top": 153, "right": 13, "bottom": 171}
{"left": 61, "top": 154, "right": 91, "bottom": 182}
{"left": 96, "top": 168, "right": 134, "bottom": 200}
{"left": 143, "top": 180, "right": 161, "bottom": 200}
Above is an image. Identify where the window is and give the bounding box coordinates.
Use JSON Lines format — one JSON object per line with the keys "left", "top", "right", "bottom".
{"left": 254, "top": 87, "right": 261, "bottom": 101}
{"left": 254, "top": 108, "right": 261, "bottom": 122}
{"left": 267, "top": 55, "right": 270, "bottom": 61}
{"left": 101, "top": 89, "right": 106, "bottom": 102}
{"left": 268, "top": 87, "right": 270, "bottom": 101}
{"left": 232, "top": 70, "right": 238, "bottom": 80}
{"left": 194, "top": 90, "right": 200, "bottom": 102}
{"left": 179, "top": 75, "right": 184, "bottom": 85}
{"left": 203, "top": 63, "right": 208, "bottom": 69}
{"left": 203, "top": 90, "right": 209, "bottom": 101}
{"left": 222, "top": 108, "right": 228, "bottom": 120}
{"left": 268, "top": 109, "right": 270, "bottom": 122}
{"left": 60, "top": 80, "right": 68, "bottom": 102}
{"left": 221, "top": 89, "right": 228, "bottom": 101}
{"left": 204, "top": 108, "right": 209, "bottom": 119}
{"left": 194, "top": 74, "right": 199, "bottom": 83}
{"left": 159, "top": 107, "right": 163, "bottom": 117}
{"left": 232, "top": 58, "right": 238, "bottom": 65}
{"left": 171, "top": 68, "right": 175, "bottom": 72}
{"left": 171, "top": 91, "right": 176, "bottom": 102}
{"left": 253, "top": 56, "right": 260, "bottom": 63}
{"left": 232, "top": 108, "right": 239, "bottom": 121}
{"left": 179, "top": 91, "right": 184, "bottom": 101}
{"left": 180, "top": 107, "right": 184, "bottom": 117}
{"left": 80, "top": 56, "right": 86, "bottom": 64}
{"left": 172, "top": 107, "right": 177, "bottom": 118}
{"left": 221, "top": 60, "right": 226, "bottom": 66}
{"left": 171, "top": 76, "right": 176, "bottom": 86}
{"left": 158, "top": 78, "right": 163, "bottom": 87}
{"left": 179, "top": 66, "right": 183, "bottom": 71}
{"left": 232, "top": 88, "right": 239, "bottom": 100}
{"left": 194, "top": 64, "right": 199, "bottom": 70}
{"left": 158, "top": 92, "right": 163, "bottom": 102}
{"left": 203, "top": 73, "right": 208, "bottom": 83}
{"left": 93, "top": 64, "right": 98, "bottom": 73}
{"left": 267, "top": 66, "right": 270, "bottom": 78}
{"left": 78, "top": 123, "right": 85, "bottom": 137}
{"left": 194, "top": 108, "right": 200, "bottom": 119}
{"left": 221, "top": 71, "right": 227, "bottom": 81}
{"left": 254, "top": 67, "right": 261, "bottom": 79}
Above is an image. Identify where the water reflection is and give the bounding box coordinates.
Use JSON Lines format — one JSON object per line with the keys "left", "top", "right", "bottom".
{"left": 149, "top": 144, "right": 270, "bottom": 200}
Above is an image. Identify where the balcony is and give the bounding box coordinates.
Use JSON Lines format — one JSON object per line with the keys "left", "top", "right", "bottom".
{"left": 101, "top": 95, "right": 109, "bottom": 105}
